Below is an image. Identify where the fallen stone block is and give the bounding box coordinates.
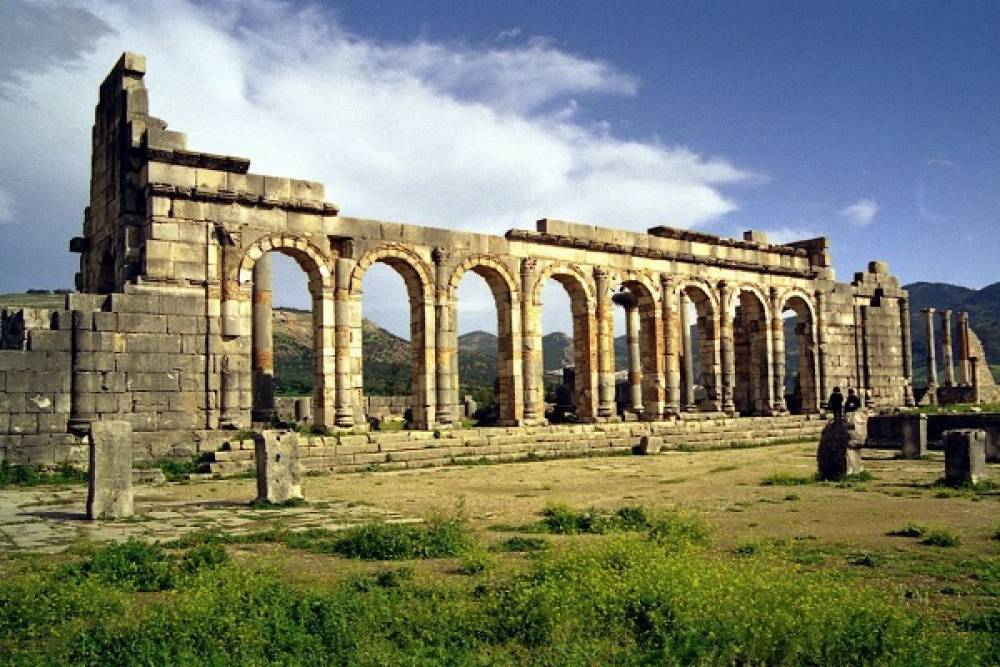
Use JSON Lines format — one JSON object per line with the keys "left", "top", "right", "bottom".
{"left": 817, "top": 414, "right": 865, "bottom": 481}
{"left": 943, "top": 429, "right": 987, "bottom": 486}
{"left": 899, "top": 413, "right": 928, "bottom": 459}
{"left": 86, "top": 421, "right": 134, "bottom": 519}
{"left": 254, "top": 430, "right": 303, "bottom": 504}
{"left": 635, "top": 435, "right": 663, "bottom": 455}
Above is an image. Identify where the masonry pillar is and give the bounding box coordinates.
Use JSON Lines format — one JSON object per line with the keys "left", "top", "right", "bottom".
{"left": 625, "top": 300, "right": 643, "bottom": 414}
{"left": 900, "top": 297, "right": 916, "bottom": 406}
{"left": 770, "top": 288, "right": 787, "bottom": 413}
{"left": 432, "top": 248, "right": 455, "bottom": 425}
{"left": 661, "top": 276, "right": 681, "bottom": 416}
{"left": 718, "top": 281, "right": 736, "bottom": 415}
{"left": 520, "top": 259, "right": 542, "bottom": 423}
{"left": 680, "top": 292, "right": 697, "bottom": 411}
{"left": 251, "top": 253, "right": 276, "bottom": 421}
{"left": 815, "top": 290, "right": 829, "bottom": 408}
{"left": 334, "top": 258, "right": 354, "bottom": 428}
{"left": 311, "top": 285, "right": 336, "bottom": 430}
{"left": 970, "top": 356, "right": 982, "bottom": 404}
{"left": 957, "top": 311, "right": 971, "bottom": 386}
{"left": 940, "top": 309, "right": 954, "bottom": 386}
{"left": 923, "top": 307, "right": 938, "bottom": 403}
{"left": 595, "top": 268, "right": 616, "bottom": 419}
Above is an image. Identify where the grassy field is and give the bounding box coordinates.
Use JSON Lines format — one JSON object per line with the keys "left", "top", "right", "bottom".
{"left": 0, "top": 443, "right": 997, "bottom": 664}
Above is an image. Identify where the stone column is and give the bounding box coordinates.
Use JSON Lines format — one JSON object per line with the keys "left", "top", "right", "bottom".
{"left": 520, "top": 259, "right": 542, "bottom": 422}
{"left": 334, "top": 258, "right": 354, "bottom": 428}
{"left": 970, "top": 357, "right": 982, "bottom": 404}
{"left": 815, "top": 290, "right": 829, "bottom": 407}
{"left": 718, "top": 281, "right": 736, "bottom": 415}
{"left": 940, "top": 309, "right": 954, "bottom": 386}
{"left": 680, "top": 292, "right": 697, "bottom": 410}
{"left": 770, "top": 288, "right": 787, "bottom": 413}
{"left": 923, "top": 307, "right": 938, "bottom": 402}
{"left": 595, "top": 268, "right": 615, "bottom": 419}
{"left": 251, "top": 253, "right": 276, "bottom": 421}
{"left": 432, "top": 248, "right": 454, "bottom": 425}
{"left": 900, "top": 297, "right": 915, "bottom": 406}
{"left": 625, "top": 301, "right": 643, "bottom": 413}
{"left": 661, "top": 276, "right": 681, "bottom": 415}
{"left": 957, "top": 312, "right": 971, "bottom": 385}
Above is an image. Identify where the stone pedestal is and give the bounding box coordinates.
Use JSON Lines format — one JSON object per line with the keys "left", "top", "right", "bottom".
{"left": 254, "top": 430, "right": 303, "bottom": 504}
{"left": 817, "top": 413, "right": 866, "bottom": 480}
{"left": 86, "top": 421, "right": 134, "bottom": 520}
{"left": 636, "top": 435, "right": 663, "bottom": 455}
{"left": 899, "top": 413, "right": 928, "bottom": 459}
{"left": 295, "top": 397, "right": 312, "bottom": 424}
{"left": 943, "top": 429, "right": 986, "bottom": 486}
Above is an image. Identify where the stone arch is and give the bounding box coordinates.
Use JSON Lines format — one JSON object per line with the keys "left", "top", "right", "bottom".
{"left": 448, "top": 255, "right": 523, "bottom": 424}
{"left": 349, "top": 243, "right": 436, "bottom": 428}
{"left": 611, "top": 271, "right": 663, "bottom": 418}
{"left": 732, "top": 284, "right": 772, "bottom": 415}
{"left": 675, "top": 279, "right": 722, "bottom": 410}
{"left": 530, "top": 262, "right": 598, "bottom": 422}
{"left": 779, "top": 290, "right": 820, "bottom": 414}
{"left": 234, "top": 234, "right": 335, "bottom": 429}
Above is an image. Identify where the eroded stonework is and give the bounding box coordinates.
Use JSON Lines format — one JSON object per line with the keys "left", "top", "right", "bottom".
{"left": 0, "top": 54, "right": 922, "bottom": 465}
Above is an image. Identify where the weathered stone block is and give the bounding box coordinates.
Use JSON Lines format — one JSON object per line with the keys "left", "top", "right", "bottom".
{"left": 943, "top": 429, "right": 987, "bottom": 487}
{"left": 86, "top": 421, "right": 134, "bottom": 520}
{"left": 817, "top": 414, "right": 865, "bottom": 481}
{"left": 899, "top": 413, "right": 928, "bottom": 459}
{"left": 254, "top": 430, "right": 303, "bottom": 504}
{"left": 636, "top": 435, "right": 663, "bottom": 455}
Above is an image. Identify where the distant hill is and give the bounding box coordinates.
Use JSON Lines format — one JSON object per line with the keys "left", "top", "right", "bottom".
{"left": 905, "top": 281, "right": 1000, "bottom": 384}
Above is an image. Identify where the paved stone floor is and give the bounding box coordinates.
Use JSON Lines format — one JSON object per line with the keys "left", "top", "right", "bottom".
{"left": 0, "top": 480, "right": 413, "bottom": 553}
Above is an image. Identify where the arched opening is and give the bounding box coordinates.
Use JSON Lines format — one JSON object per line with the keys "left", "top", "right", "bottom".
{"left": 679, "top": 284, "right": 721, "bottom": 412}
{"left": 612, "top": 279, "right": 659, "bottom": 419}
{"left": 538, "top": 271, "right": 596, "bottom": 422}
{"left": 239, "top": 237, "right": 332, "bottom": 430}
{"left": 352, "top": 250, "right": 434, "bottom": 430}
{"left": 732, "top": 289, "right": 771, "bottom": 415}
{"left": 782, "top": 294, "right": 819, "bottom": 414}
{"left": 453, "top": 262, "right": 519, "bottom": 426}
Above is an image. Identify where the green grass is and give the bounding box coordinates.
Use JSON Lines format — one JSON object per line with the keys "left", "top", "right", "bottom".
{"left": 888, "top": 524, "right": 928, "bottom": 538}
{"left": 493, "top": 536, "right": 550, "bottom": 553}
{"left": 922, "top": 529, "right": 961, "bottom": 548}
{"left": 0, "top": 534, "right": 992, "bottom": 665}
{"left": 0, "top": 461, "right": 87, "bottom": 488}
{"left": 760, "top": 471, "right": 816, "bottom": 486}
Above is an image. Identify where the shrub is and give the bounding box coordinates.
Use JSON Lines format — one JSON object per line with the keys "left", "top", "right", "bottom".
{"left": 538, "top": 504, "right": 653, "bottom": 534}
{"left": 922, "top": 529, "right": 961, "bottom": 547}
{"left": 760, "top": 472, "right": 815, "bottom": 486}
{"left": 887, "top": 523, "right": 928, "bottom": 538}
{"left": 494, "top": 536, "right": 550, "bottom": 553}
{"left": 0, "top": 461, "right": 87, "bottom": 488}
{"left": 330, "top": 517, "right": 473, "bottom": 560}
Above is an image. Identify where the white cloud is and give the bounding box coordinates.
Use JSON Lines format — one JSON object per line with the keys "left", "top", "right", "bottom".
{"left": 0, "top": 0, "right": 761, "bottom": 330}
{"left": 839, "top": 198, "right": 879, "bottom": 227}
{"left": 761, "top": 227, "right": 819, "bottom": 245}
{"left": 496, "top": 27, "right": 522, "bottom": 41}
{"left": 0, "top": 189, "right": 14, "bottom": 224}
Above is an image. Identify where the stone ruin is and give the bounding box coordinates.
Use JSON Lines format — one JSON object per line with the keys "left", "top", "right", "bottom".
{"left": 919, "top": 308, "right": 999, "bottom": 405}
{"left": 0, "top": 53, "right": 920, "bottom": 467}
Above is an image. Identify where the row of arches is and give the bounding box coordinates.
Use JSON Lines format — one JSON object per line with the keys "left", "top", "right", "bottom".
{"left": 228, "top": 235, "right": 822, "bottom": 431}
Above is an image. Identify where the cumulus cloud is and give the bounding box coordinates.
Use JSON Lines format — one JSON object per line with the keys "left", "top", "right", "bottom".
{"left": 0, "top": 0, "right": 761, "bottom": 331}
{"left": 761, "top": 227, "right": 820, "bottom": 245}
{"left": 839, "top": 198, "right": 879, "bottom": 227}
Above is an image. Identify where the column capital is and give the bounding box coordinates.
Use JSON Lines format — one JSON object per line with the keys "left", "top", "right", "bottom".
{"left": 922, "top": 306, "right": 936, "bottom": 315}
{"left": 431, "top": 246, "right": 450, "bottom": 265}
{"left": 520, "top": 257, "right": 537, "bottom": 275}
{"left": 593, "top": 266, "right": 610, "bottom": 281}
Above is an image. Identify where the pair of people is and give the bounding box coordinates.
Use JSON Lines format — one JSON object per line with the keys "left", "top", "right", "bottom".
{"left": 827, "top": 386, "right": 861, "bottom": 420}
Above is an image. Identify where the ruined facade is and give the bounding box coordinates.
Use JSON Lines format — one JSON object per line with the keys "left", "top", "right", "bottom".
{"left": 0, "top": 54, "right": 917, "bottom": 464}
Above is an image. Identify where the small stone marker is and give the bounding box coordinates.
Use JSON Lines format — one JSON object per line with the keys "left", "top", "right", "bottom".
{"left": 817, "top": 413, "right": 866, "bottom": 480}
{"left": 899, "top": 413, "right": 928, "bottom": 459}
{"left": 463, "top": 395, "right": 477, "bottom": 419}
{"left": 295, "top": 397, "right": 312, "bottom": 424}
{"left": 86, "top": 420, "right": 134, "bottom": 520}
{"left": 254, "top": 430, "right": 303, "bottom": 504}
{"left": 943, "top": 429, "right": 987, "bottom": 486}
{"left": 636, "top": 435, "right": 663, "bottom": 455}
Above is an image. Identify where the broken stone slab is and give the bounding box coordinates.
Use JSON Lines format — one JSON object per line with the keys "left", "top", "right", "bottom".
{"left": 899, "top": 413, "right": 928, "bottom": 459}
{"left": 636, "top": 435, "right": 663, "bottom": 455}
{"left": 817, "top": 413, "right": 866, "bottom": 481}
{"left": 86, "top": 420, "right": 134, "bottom": 520}
{"left": 254, "top": 430, "right": 303, "bottom": 504}
{"left": 943, "top": 429, "right": 987, "bottom": 486}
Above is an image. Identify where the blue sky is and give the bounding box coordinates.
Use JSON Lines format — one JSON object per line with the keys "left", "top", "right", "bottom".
{"left": 0, "top": 0, "right": 997, "bottom": 337}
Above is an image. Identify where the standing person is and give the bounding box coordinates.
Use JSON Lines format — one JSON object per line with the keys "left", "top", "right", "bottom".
{"left": 828, "top": 386, "right": 844, "bottom": 420}
{"left": 845, "top": 388, "right": 862, "bottom": 413}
